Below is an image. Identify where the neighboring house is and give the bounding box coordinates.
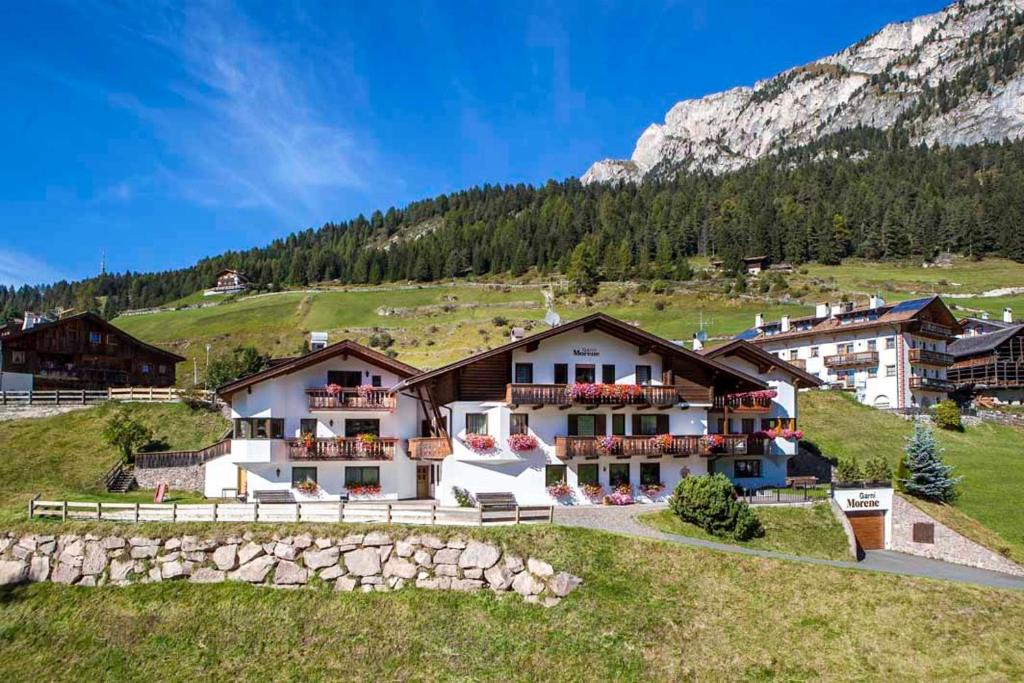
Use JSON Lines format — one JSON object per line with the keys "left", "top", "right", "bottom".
{"left": 959, "top": 309, "right": 1015, "bottom": 338}
{"left": 0, "top": 311, "right": 184, "bottom": 391}
{"left": 207, "top": 340, "right": 423, "bottom": 502}
{"left": 393, "top": 312, "right": 798, "bottom": 506}
{"left": 709, "top": 255, "right": 770, "bottom": 275}
{"left": 949, "top": 323, "right": 1024, "bottom": 403}
{"left": 737, "top": 296, "right": 961, "bottom": 411}
{"left": 701, "top": 339, "right": 824, "bottom": 485}
{"left": 204, "top": 269, "right": 251, "bottom": 296}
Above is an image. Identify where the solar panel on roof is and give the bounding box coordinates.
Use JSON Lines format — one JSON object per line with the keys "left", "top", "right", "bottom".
{"left": 735, "top": 328, "right": 759, "bottom": 341}
{"left": 888, "top": 297, "right": 932, "bottom": 314}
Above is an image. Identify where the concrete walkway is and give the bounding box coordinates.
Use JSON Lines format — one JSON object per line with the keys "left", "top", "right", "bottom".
{"left": 554, "top": 505, "right": 1024, "bottom": 591}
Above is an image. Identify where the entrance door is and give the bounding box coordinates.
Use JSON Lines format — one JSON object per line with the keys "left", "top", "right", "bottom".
{"left": 416, "top": 466, "right": 430, "bottom": 499}
{"left": 237, "top": 467, "right": 247, "bottom": 497}
{"left": 848, "top": 511, "right": 884, "bottom": 550}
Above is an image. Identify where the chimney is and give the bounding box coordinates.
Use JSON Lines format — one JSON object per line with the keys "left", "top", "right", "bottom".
{"left": 1005, "top": 307, "right": 1014, "bottom": 324}
{"left": 981, "top": 311, "right": 990, "bottom": 320}
{"left": 830, "top": 303, "right": 843, "bottom": 317}
{"left": 510, "top": 327, "right": 526, "bottom": 342}
{"left": 869, "top": 295, "right": 885, "bottom": 310}
{"left": 780, "top": 315, "right": 790, "bottom": 333}
{"left": 754, "top": 313, "right": 764, "bottom": 329}
{"left": 21, "top": 312, "right": 43, "bottom": 331}
{"left": 309, "top": 332, "right": 328, "bottom": 352}
{"left": 691, "top": 333, "right": 704, "bottom": 351}
{"left": 815, "top": 302, "right": 829, "bottom": 318}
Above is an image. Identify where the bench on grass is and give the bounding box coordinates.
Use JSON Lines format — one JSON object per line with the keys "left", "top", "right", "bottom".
{"left": 475, "top": 492, "right": 517, "bottom": 511}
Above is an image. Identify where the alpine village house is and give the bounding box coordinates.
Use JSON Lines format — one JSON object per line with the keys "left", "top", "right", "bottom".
{"left": 205, "top": 313, "right": 821, "bottom": 506}
{"left": 0, "top": 311, "right": 184, "bottom": 391}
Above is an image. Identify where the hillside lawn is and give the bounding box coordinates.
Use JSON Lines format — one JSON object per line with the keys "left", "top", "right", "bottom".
{"left": 801, "top": 390, "right": 1024, "bottom": 564}
{"left": 637, "top": 504, "right": 851, "bottom": 561}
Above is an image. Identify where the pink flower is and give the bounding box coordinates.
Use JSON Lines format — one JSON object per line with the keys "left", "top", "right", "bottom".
{"left": 597, "top": 435, "right": 622, "bottom": 454}
{"left": 465, "top": 433, "right": 497, "bottom": 452}
{"left": 325, "top": 383, "right": 342, "bottom": 396}
{"left": 506, "top": 433, "right": 538, "bottom": 452}
{"left": 547, "top": 481, "right": 573, "bottom": 498}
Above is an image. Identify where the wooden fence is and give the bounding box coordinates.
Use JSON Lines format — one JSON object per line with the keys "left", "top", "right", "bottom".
{"left": 28, "top": 499, "right": 554, "bottom": 527}
{"left": 0, "top": 387, "right": 214, "bottom": 406}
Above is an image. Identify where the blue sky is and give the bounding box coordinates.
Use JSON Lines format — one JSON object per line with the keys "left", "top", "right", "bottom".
{"left": 0, "top": 0, "right": 947, "bottom": 286}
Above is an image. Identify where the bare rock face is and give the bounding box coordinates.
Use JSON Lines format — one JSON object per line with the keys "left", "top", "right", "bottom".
{"left": 582, "top": 0, "right": 1024, "bottom": 184}
{"left": 0, "top": 560, "right": 28, "bottom": 586}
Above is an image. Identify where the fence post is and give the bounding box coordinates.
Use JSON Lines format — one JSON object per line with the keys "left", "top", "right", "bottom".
{"left": 97, "top": 502, "right": 102, "bottom": 520}
{"left": 28, "top": 495, "right": 36, "bottom": 519}
{"left": 296, "top": 503, "right": 301, "bottom": 523}
{"left": 548, "top": 506, "right": 554, "bottom": 523}
{"left": 515, "top": 506, "right": 520, "bottom": 525}
{"left": 172, "top": 502, "right": 178, "bottom": 522}
{"left": 81, "top": 389, "right": 86, "bottom": 405}
{"left": 62, "top": 501, "right": 68, "bottom": 522}
{"left": 213, "top": 503, "right": 218, "bottom": 522}
{"left": 135, "top": 503, "right": 140, "bottom": 523}
{"left": 386, "top": 503, "right": 392, "bottom": 524}
{"left": 431, "top": 503, "right": 436, "bottom": 525}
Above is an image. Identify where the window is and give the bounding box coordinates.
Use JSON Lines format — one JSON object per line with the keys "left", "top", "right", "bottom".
{"left": 885, "top": 337, "right": 896, "bottom": 350}
{"left": 609, "top": 463, "right": 630, "bottom": 488}
{"left": 601, "top": 364, "right": 616, "bottom": 384}
{"left": 142, "top": 363, "right": 151, "bottom": 374}
{"left": 741, "top": 418, "right": 756, "bottom": 434}
{"left": 233, "top": 418, "right": 284, "bottom": 439}
{"left": 635, "top": 414, "right": 659, "bottom": 436}
{"left": 635, "top": 365, "right": 652, "bottom": 385}
{"left": 734, "top": 459, "right": 762, "bottom": 478}
{"left": 885, "top": 365, "right": 896, "bottom": 377}
{"left": 466, "top": 413, "right": 488, "bottom": 435}
{"left": 514, "top": 363, "right": 534, "bottom": 384}
{"left": 810, "top": 346, "right": 819, "bottom": 358}
{"left": 292, "top": 466, "right": 317, "bottom": 488}
{"left": 573, "top": 414, "right": 598, "bottom": 436}
{"left": 11, "top": 351, "right": 25, "bottom": 365}
{"left": 545, "top": 464, "right": 567, "bottom": 487}
{"left": 612, "top": 413, "right": 626, "bottom": 436}
{"left": 157, "top": 364, "right": 167, "bottom": 375}
{"left": 839, "top": 343, "right": 854, "bottom": 354}
{"left": 510, "top": 413, "right": 529, "bottom": 435}
{"left": 867, "top": 367, "right": 878, "bottom": 379}
{"left": 867, "top": 339, "right": 877, "bottom": 351}
{"left": 345, "top": 466, "right": 380, "bottom": 487}
{"left": 554, "top": 363, "right": 568, "bottom": 385}
{"left": 89, "top": 331, "right": 102, "bottom": 345}
{"left": 299, "top": 419, "right": 318, "bottom": 436}
{"left": 345, "top": 419, "right": 380, "bottom": 437}
{"left": 640, "top": 462, "right": 661, "bottom": 486}
{"left": 577, "top": 464, "right": 599, "bottom": 486}
{"left": 371, "top": 375, "right": 382, "bottom": 388}
{"left": 327, "top": 370, "right": 362, "bottom": 387}
{"left": 574, "top": 365, "right": 595, "bottom": 384}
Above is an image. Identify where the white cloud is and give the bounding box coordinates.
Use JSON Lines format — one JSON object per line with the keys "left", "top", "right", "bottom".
{"left": 0, "top": 249, "right": 66, "bottom": 287}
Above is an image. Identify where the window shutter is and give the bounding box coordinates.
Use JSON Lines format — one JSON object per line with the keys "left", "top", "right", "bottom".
{"left": 568, "top": 414, "right": 579, "bottom": 436}
{"left": 656, "top": 414, "right": 669, "bottom": 434}
{"left": 595, "top": 414, "right": 607, "bottom": 435}
{"left": 631, "top": 415, "right": 641, "bottom": 435}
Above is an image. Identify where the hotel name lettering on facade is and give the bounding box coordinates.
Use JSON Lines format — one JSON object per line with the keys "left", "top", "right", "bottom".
{"left": 572, "top": 347, "right": 600, "bottom": 357}
{"left": 846, "top": 491, "right": 881, "bottom": 509}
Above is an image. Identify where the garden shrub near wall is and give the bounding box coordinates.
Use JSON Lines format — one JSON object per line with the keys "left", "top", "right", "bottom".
{"left": 669, "top": 474, "right": 764, "bottom": 541}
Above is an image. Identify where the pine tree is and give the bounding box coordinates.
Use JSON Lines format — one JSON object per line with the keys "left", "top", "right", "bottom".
{"left": 900, "top": 421, "right": 961, "bottom": 502}
{"left": 566, "top": 242, "right": 599, "bottom": 296}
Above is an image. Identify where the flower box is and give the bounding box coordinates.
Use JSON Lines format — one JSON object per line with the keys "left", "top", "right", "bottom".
{"left": 295, "top": 479, "right": 320, "bottom": 495}
{"left": 639, "top": 482, "right": 666, "bottom": 497}
{"left": 648, "top": 434, "right": 673, "bottom": 452}
{"left": 325, "top": 383, "right": 342, "bottom": 396}
{"left": 701, "top": 434, "right": 725, "bottom": 451}
{"left": 547, "top": 481, "right": 573, "bottom": 498}
{"left": 757, "top": 427, "right": 804, "bottom": 441}
{"left": 506, "top": 433, "right": 539, "bottom": 452}
{"left": 597, "top": 435, "right": 622, "bottom": 455}
{"left": 347, "top": 483, "right": 381, "bottom": 497}
{"left": 605, "top": 484, "right": 634, "bottom": 506}
{"left": 566, "top": 383, "right": 645, "bottom": 403}
{"left": 357, "top": 384, "right": 376, "bottom": 399}
{"left": 581, "top": 483, "right": 604, "bottom": 501}
{"left": 465, "top": 433, "right": 497, "bottom": 452}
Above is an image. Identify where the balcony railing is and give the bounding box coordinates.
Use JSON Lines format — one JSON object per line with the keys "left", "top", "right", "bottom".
{"left": 787, "top": 358, "right": 807, "bottom": 371}
{"left": 306, "top": 388, "right": 396, "bottom": 411}
{"left": 505, "top": 383, "right": 681, "bottom": 407}
{"left": 287, "top": 437, "right": 397, "bottom": 461}
{"left": 914, "top": 321, "right": 956, "bottom": 339}
{"left": 712, "top": 394, "right": 773, "bottom": 412}
{"left": 554, "top": 434, "right": 764, "bottom": 459}
{"left": 909, "top": 376, "right": 955, "bottom": 392}
{"left": 908, "top": 348, "right": 954, "bottom": 367}
{"left": 824, "top": 351, "right": 879, "bottom": 368}
{"left": 408, "top": 436, "right": 452, "bottom": 460}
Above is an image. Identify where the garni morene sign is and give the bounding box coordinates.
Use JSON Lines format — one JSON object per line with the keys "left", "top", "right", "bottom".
{"left": 833, "top": 486, "right": 893, "bottom": 512}
{"left": 572, "top": 347, "right": 599, "bottom": 357}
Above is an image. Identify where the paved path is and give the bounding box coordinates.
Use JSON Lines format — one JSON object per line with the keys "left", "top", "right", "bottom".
{"left": 554, "top": 505, "right": 1024, "bottom": 591}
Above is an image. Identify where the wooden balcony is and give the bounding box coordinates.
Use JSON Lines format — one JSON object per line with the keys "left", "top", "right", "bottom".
{"left": 908, "top": 348, "right": 954, "bottom": 367}
{"left": 787, "top": 358, "right": 807, "bottom": 371}
{"left": 712, "top": 394, "right": 773, "bottom": 412}
{"left": 824, "top": 351, "right": 878, "bottom": 369}
{"left": 408, "top": 436, "right": 452, "bottom": 460}
{"left": 287, "top": 437, "right": 397, "bottom": 461}
{"left": 913, "top": 321, "right": 957, "bottom": 339}
{"left": 554, "top": 434, "right": 764, "bottom": 460}
{"left": 948, "top": 361, "right": 1024, "bottom": 388}
{"left": 505, "top": 383, "right": 681, "bottom": 408}
{"left": 909, "top": 376, "right": 955, "bottom": 392}
{"left": 306, "top": 388, "right": 396, "bottom": 412}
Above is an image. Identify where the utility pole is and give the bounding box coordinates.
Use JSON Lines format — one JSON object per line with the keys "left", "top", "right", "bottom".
{"left": 204, "top": 344, "right": 211, "bottom": 390}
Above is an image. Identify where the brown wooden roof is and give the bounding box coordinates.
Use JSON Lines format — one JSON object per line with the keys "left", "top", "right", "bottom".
{"left": 701, "top": 339, "right": 823, "bottom": 388}
{"left": 217, "top": 339, "right": 420, "bottom": 398}
{"left": 2, "top": 312, "right": 185, "bottom": 363}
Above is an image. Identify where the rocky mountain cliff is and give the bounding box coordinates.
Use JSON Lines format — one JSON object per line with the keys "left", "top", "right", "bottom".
{"left": 583, "top": 0, "right": 1024, "bottom": 184}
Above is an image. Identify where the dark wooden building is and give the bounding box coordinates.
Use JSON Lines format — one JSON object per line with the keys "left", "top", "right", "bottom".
{"left": 0, "top": 312, "right": 184, "bottom": 390}
{"left": 949, "top": 323, "right": 1024, "bottom": 401}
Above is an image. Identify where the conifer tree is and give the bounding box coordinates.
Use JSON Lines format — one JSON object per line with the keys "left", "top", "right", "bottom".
{"left": 900, "top": 421, "right": 961, "bottom": 502}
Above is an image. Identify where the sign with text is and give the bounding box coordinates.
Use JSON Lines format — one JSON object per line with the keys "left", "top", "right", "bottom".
{"left": 833, "top": 486, "right": 893, "bottom": 512}
{"left": 572, "top": 347, "right": 600, "bottom": 357}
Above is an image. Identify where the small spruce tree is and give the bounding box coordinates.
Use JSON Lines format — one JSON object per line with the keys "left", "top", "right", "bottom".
{"left": 900, "top": 421, "right": 961, "bottom": 502}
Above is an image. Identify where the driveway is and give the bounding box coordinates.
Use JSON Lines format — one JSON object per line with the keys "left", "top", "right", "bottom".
{"left": 554, "top": 504, "right": 1024, "bottom": 591}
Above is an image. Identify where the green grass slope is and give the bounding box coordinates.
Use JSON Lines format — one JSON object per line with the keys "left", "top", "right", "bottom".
{"left": 801, "top": 391, "right": 1024, "bottom": 563}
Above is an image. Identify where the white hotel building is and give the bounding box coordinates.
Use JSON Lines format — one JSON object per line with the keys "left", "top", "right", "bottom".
{"left": 737, "top": 295, "right": 961, "bottom": 410}
{"left": 205, "top": 313, "right": 820, "bottom": 506}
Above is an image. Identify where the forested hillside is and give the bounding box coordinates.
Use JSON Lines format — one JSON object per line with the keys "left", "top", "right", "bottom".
{"left": 4, "top": 132, "right": 1024, "bottom": 319}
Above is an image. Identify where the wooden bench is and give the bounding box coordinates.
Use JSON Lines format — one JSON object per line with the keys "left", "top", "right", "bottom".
{"left": 785, "top": 476, "right": 818, "bottom": 488}
{"left": 253, "top": 490, "right": 296, "bottom": 504}
{"left": 475, "top": 492, "right": 517, "bottom": 511}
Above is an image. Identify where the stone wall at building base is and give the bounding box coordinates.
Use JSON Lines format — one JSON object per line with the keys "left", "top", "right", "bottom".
{"left": 828, "top": 499, "right": 859, "bottom": 560}
{"left": 0, "top": 531, "right": 581, "bottom": 606}
{"left": 890, "top": 495, "right": 1024, "bottom": 577}
{"left": 0, "top": 405, "right": 94, "bottom": 423}
{"left": 134, "top": 464, "right": 204, "bottom": 492}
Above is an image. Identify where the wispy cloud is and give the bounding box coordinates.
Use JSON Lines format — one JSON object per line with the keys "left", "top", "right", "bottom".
{"left": 80, "top": 1, "right": 379, "bottom": 220}
{"left": 0, "top": 250, "right": 66, "bottom": 287}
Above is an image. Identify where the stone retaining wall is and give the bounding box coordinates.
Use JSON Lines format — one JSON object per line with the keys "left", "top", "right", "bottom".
{"left": 0, "top": 405, "right": 95, "bottom": 422}
{"left": 0, "top": 531, "right": 581, "bottom": 606}
{"left": 134, "top": 464, "right": 204, "bottom": 491}
{"left": 890, "top": 496, "right": 1024, "bottom": 577}
{"left": 828, "top": 499, "right": 859, "bottom": 560}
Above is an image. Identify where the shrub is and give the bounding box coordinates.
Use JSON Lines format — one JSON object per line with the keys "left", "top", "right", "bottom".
{"left": 835, "top": 457, "right": 863, "bottom": 484}
{"left": 491, "top": 316, "right": 509, "bottom": 327}
{"left": 863, "top": 456, "right": 893, "bottom": 483}
{"left": 452, "top": 486, "right": 473, "bottom": 507}
{"left": 933, "top": 400, "right": 962, "bottom": 431}
{"left": 894, "top": 456, "right": 910, "bottom": 493}
{"left": 653, "top": 300, "right": 666, "bottom": 311}
{"left": 668, "top": 473, "right": 764, "bottom": 541}
{"left": 102, "top": 408, "right": 154, "bottom": 461}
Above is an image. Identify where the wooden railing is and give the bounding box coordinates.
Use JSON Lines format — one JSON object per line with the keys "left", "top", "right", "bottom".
{"left": 909, "top": 376, "right": 954, "bottom": 392}
{"left": 287, "top": 437, "right": 397, "bottom": 461}
{"left": 787, "top": 358, "right": 807, "bottom": 370}
{"left": 914, "top": 321, "right": 957, "bottom": 339}
{"left": 948, "top": 361, "right": 1024, "bottom": 388}
{"left": 908, "top": 348, "right": 954, "bottom": 367}
{"left": 136, "top": 435, "right": 233, "bottom": 469}
{"left": 408, "top": 436, "right": 452, "bottom": 460}
{"left": 554, "top": 434, "right": 764, "bottom": 459}
{"left": 306, "top": 388, "right": 396, "bottom": 411}
{"left": 824, "top": 351, "right": 879, "bottom": 368}
{"left": 712, "top": 394, "right": 773, "bottom": 412}
{"left": 505, "top": 383, "right": 681, "bottom": 406}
